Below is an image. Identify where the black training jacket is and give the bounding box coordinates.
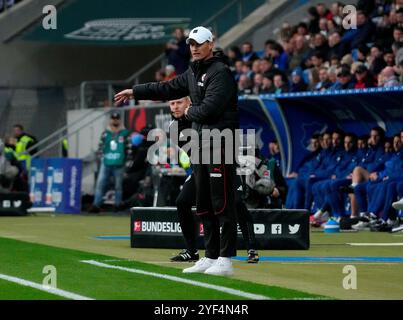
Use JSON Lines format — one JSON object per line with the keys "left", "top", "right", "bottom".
{"left": 132, "top": 52, "right": 239, "bottom": 136}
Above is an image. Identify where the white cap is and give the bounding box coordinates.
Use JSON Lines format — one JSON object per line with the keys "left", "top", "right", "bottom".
{"left": 186, "top": 26, "right": 213, "bottom": 44}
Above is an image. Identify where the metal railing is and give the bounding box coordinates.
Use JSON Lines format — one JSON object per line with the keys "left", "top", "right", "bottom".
{"left": 27, "top": 102, "right": 170, "bottom": 160}
{"left": 30, "top": 0, "right": 265, "bottom": 159}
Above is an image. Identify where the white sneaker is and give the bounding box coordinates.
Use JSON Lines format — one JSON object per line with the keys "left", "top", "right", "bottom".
{"left": 392, "top": 198, "right": 403, "bottom": 210}
{"left": 182, "top": 257, "right": 216, "bottom": 274}
{"left": 204, "top": 257, "right": 234, "bottom": 276}
{"left": 387, "top": 218, "right": 400, "bottom": 228}
{"left": 313, "top": 209, "right": 324, "bottom": 220}
{"left": 352, "top": 221, "right": 370, "bottom": 231}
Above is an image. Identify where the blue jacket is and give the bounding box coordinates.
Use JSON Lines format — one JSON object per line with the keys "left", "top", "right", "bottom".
{"left": 298, "top": 150, "right": 324, "bottom": 178}
{"left": 367, "top": 150, "right": 392, "bottom": 173}
{"left": 314, "top": 146, "right": 345, "bottom": 178}
{"left": 334, "top": 149, "right": 361, "bottom": 178}
{"left": 359, "top": 143, "right": 385, "bottom": 172}
{"left": 379, "top": 150, "right": 403, "bottom": 179}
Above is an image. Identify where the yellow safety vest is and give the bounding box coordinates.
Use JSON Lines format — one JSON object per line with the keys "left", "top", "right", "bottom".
{"left": 62, "top": 138, "right": 69, "bottom": 151}
{"left": 179, "top": 150, "right": 190, "bottom": 169}
{"left": 15, "top": 135, "right": 34, "bottom": 169}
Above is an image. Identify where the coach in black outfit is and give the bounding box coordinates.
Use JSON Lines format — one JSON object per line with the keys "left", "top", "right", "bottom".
{"left": 168, "top": 97, "right": 259, "bottom": 264}
{"left": 115, "top": 26, "right": 239, "bottom": 276}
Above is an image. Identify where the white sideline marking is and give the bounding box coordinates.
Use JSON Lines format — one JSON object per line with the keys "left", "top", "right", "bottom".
{"left": 81, "top": 260, "right": 269, "bottom": 300}
{"left": 0, "top": 273, "right": 94, "bottom": 300}
{"left": 347, "top": 243, "right": 403, "bottom": 246}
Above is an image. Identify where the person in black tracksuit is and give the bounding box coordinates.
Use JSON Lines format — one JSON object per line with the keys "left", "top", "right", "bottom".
{"left": 115, "top": 26, "right": 240, "bottom": 275}
{"left": 168, "top": 97, "right": 258, "bottom": 263}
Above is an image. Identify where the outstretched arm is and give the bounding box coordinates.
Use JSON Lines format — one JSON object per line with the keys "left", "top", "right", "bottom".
{"left": 114, "top": 70, "right": 190, "bottom": 105}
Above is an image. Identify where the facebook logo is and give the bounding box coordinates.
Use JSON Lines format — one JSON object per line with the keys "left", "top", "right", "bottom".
{"left": 271, "top": 224, "right": 282, "bottom": 235}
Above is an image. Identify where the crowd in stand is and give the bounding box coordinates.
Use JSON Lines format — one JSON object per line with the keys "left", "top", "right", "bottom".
{"left": 227, "top": 1, "right": 403, "bottom": 94}
{"left": 161, "top": 1, "right": 403, "bottom": 94}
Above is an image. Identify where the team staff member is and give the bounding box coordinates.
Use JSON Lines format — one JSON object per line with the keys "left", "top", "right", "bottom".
{"left": 11, "top": 124, "right": 38, "bottom": 171}
{"left": 168, "top": 97, "right": 259, "bottom": 264}
{"left": 88, "top": 112, "right": 130, "bottom": 213}
{"left": 115, "top": 26, "right": 239, "bottom": 276}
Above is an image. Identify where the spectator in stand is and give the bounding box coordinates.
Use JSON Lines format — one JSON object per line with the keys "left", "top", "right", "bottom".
{"left": 379, "top": 66, "right": 400, "bottom": 87}
{"left": 307, "top": 6, "right": 320, "bottom": 34}
{"left": 330, "top": 55, "right": 340, "bottom": 67}
{"left": 241, "top": 42, "right": 259, "bottom": 62}
{"left": 384, "top": 49, "right": 396, "bottom": 67}
{"left": 357, "top": 44, "right": 370, "bottom": 64}
{"left": 273, "top": 74, "right": 288, "bottom": 94}
{"left": 354, "top": 64, "right": 377, "bottom": 89}
{"left": 296, "top": 22, "right": 309, "bottom": 37}
{"left": 309, "top": 33, "right": 330, "bottom": 62}
{"left": 238, "top": 74, "right": 253, "bottom": 95}
{"left": 233, "top": 60, "right": 244, "bottom": 81}
{"left": 308, "top": 67, "right": 320, "bottom": 91}
{"left": 392, "top": 41, "right": 403, "bottom": 66}
{"left": 283, "top": 39, "right": 295, "bottom": 61}
{"left": 330, "top": 2, "right": 344, "bottom": 26}
{"left": 327, "top": 66, "right": 338, "bottom": 85}
{"left": 226, "top": 46, "right": 242, "bottom": 70}
{"left": 164, "top": 65, "right": 177, "bottom": 81}
{"left": 317, "top": 2, "right": 333, "bottom": 21}
{"left": 260, "top": 75, "right": 275, "bottom": 93}
{"left": 315, "top": 67, "right": 333, "bottom": 91}
{"left": 375, "top": 13, "right": 396, "bottom": 49}
{"left": 327, "top": 18, "right": 339, "bottom": 35}
{"left": 260, "top": 57, "right": 279, "bottom": 79}
{"left": 311, "top": 51, "right": 326, "bottom": 69}
{"left": 252, "top": 73, "right": 264, "bottom": 94}
{"left": 341, "top": 53, "right": 354, "bottom": 68}
{"left": 342, "top": 10, "right": 376, "bottom": 50}
{"left": 356, "top": 0, "right": 376, "bottom": 17}
{"left": 289, "top": 68, "right": 307, "bottom": 92}
{"left": 393, "top": 26, "right": 403, "bottom": 43}
{"left": 369, "top": 45, "right": 387, "bottom": 75}
{"left": 251, "top": 59, "right": 262, "bottom": 79}
{"left": 330, "top": 67, "right": 356, "bottom": 90}
{"left": 266, "top": 42, "right": 289, "bottom": 72}
{"left": 328, "top": 31, "right": 348, "bottom": 60}
{"left": 165, "top": 28, "right": 191, "bottom": 74}
{"left": 241, "top": 61, "right": 253, "bottom": 79}
{"left": 289, "top": 35, "right": 310, "bottom": 70}
{"left": 263, "top": 39, "right": 276, "bottom": 58}
{"left": 319, "top": 18, "right": 330, "bottom": 37}
{"left": 260, "top": 58, "right": 273, "bottom": 75}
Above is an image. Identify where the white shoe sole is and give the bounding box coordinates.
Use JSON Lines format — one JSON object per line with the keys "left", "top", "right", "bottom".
{"left": 204, "top": 269, "right": 234, "bottom": 276}
{"left": 183, "top": 266, "right": 211, "bottom": 274}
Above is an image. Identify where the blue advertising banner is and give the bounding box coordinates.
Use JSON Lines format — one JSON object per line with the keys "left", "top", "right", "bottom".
{"left": 29, "top": 158, "right": 47, "bottom": 207}
{"left": 45, "top": 158, "right": 82, "bottom": 214}
{"left": 238, "top": 98, "right": 277, "bottom": 159}
{"left": 30, "top": 158, "right": 82, "bottom": 214}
